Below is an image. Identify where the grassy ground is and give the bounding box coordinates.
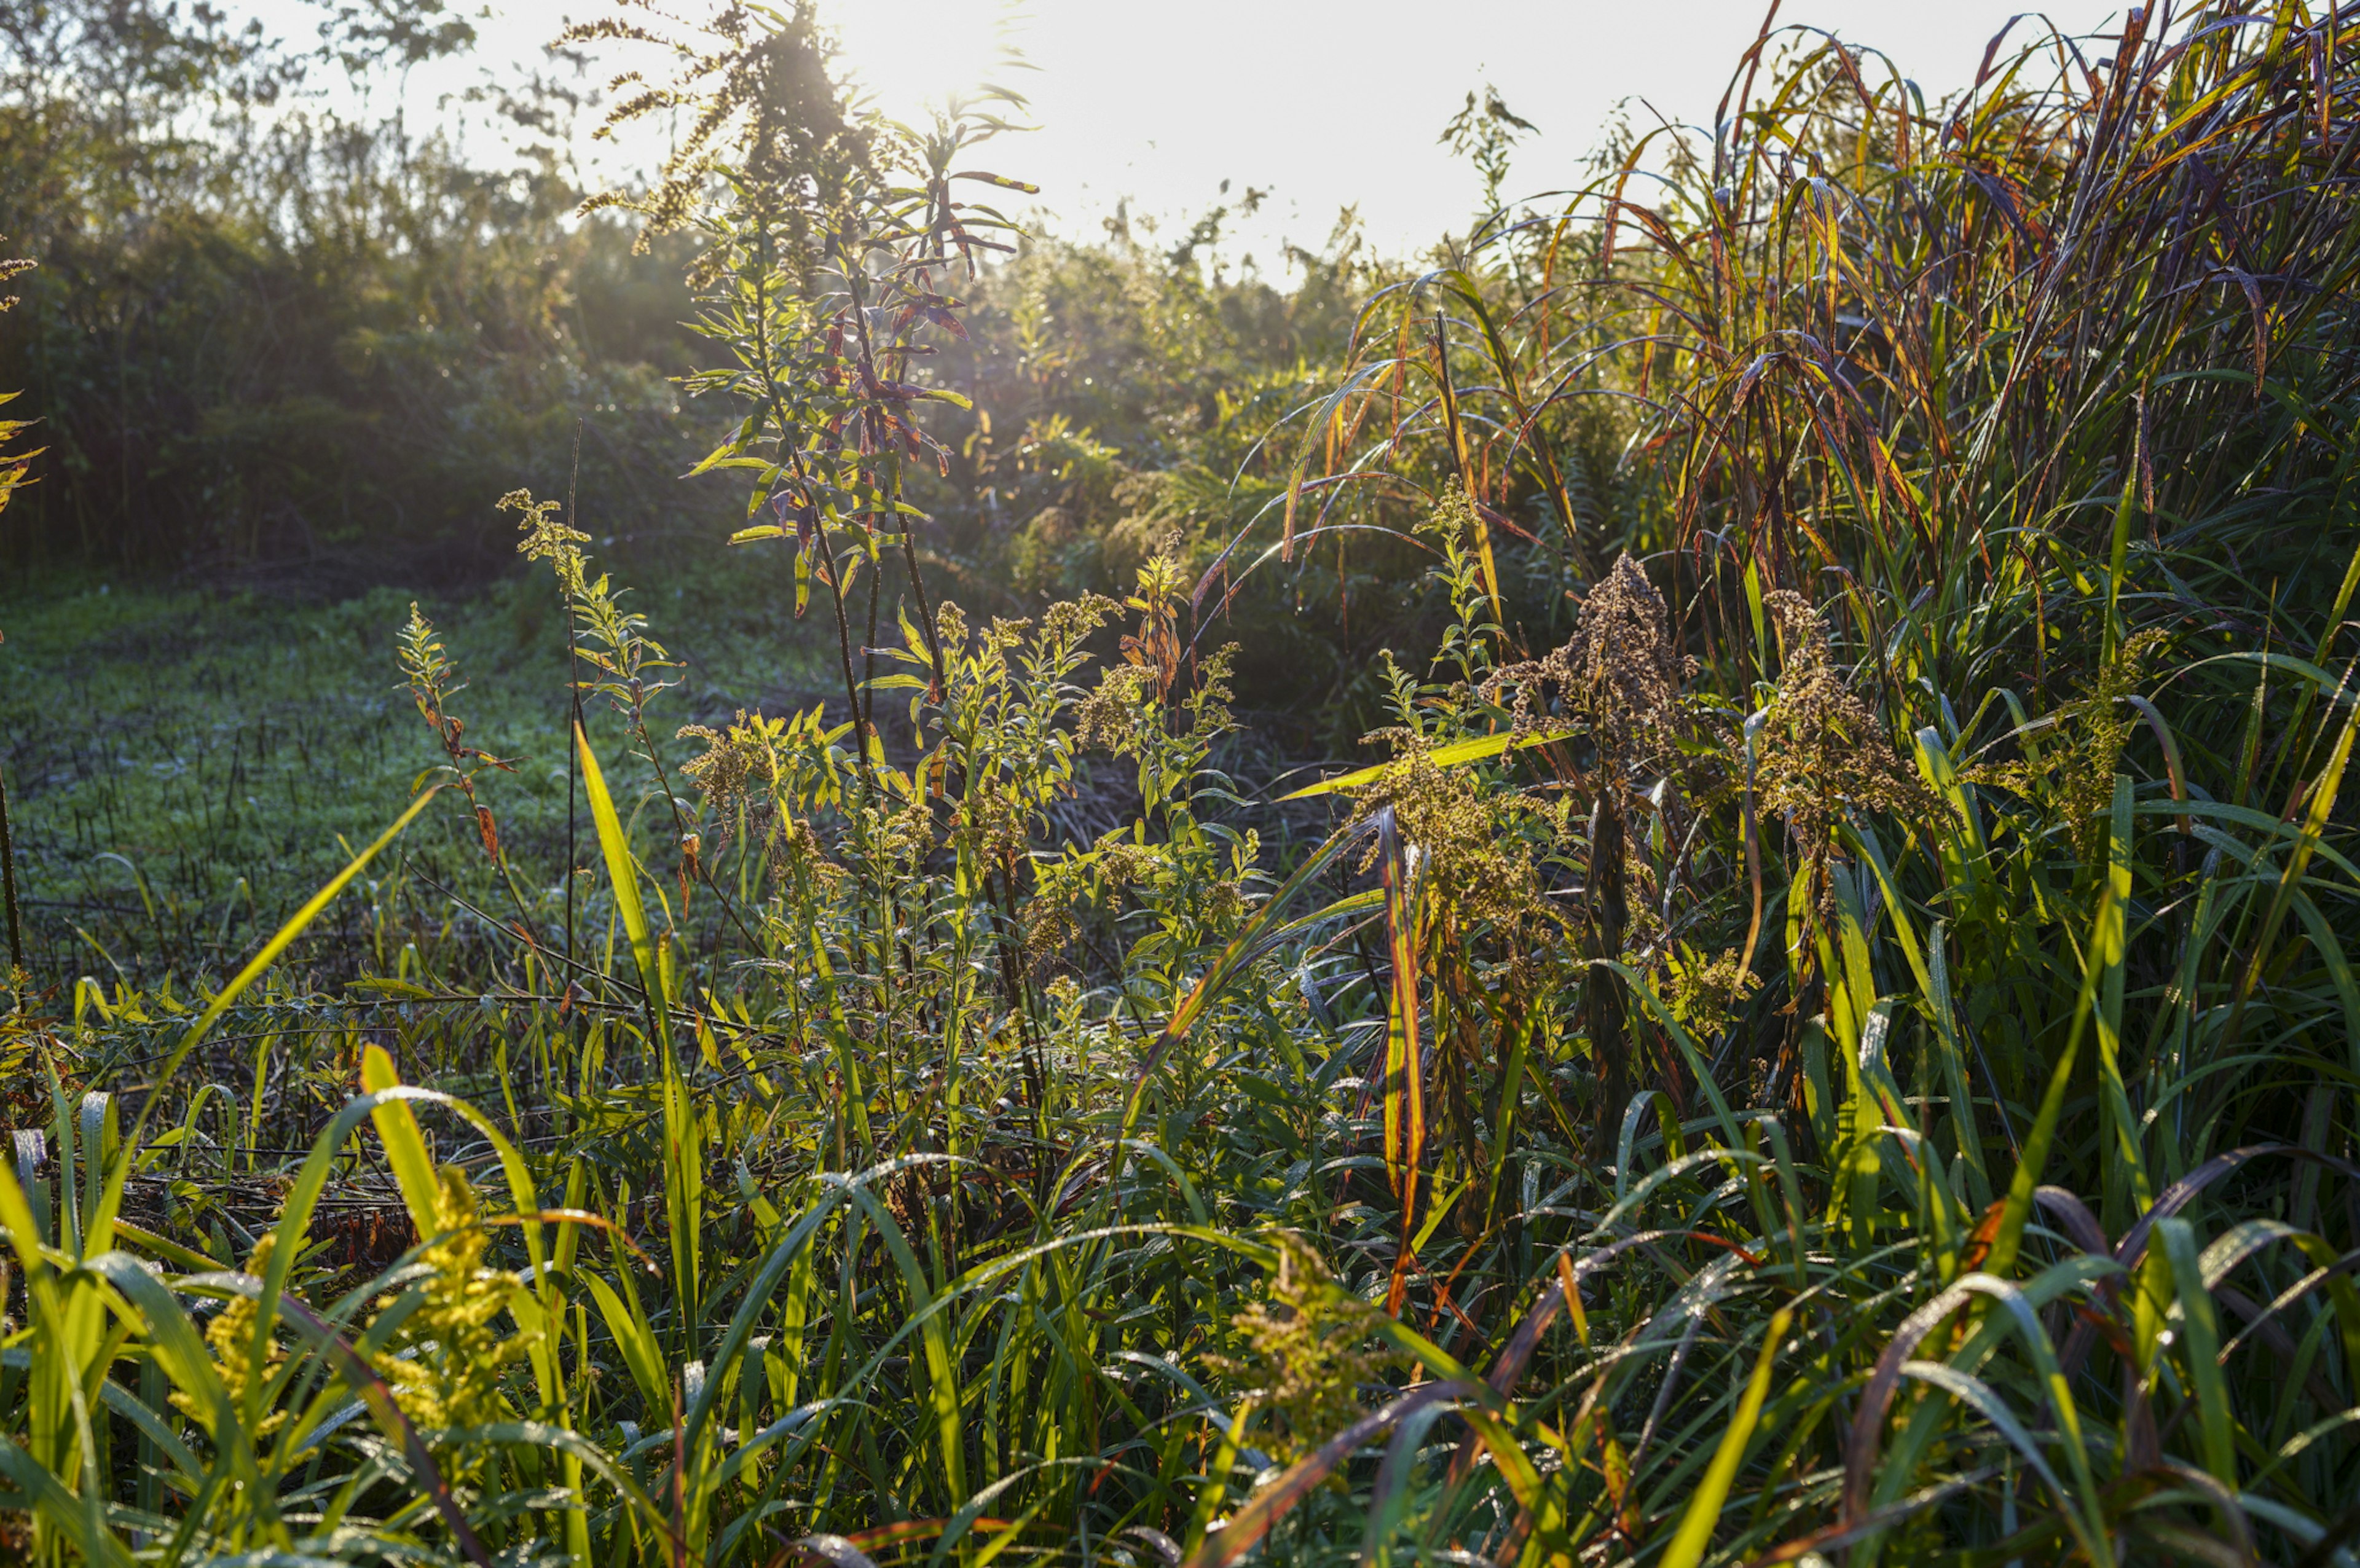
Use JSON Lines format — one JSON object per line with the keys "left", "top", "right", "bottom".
{"left": 0, "top": 560, "right": 840, "bottom": 983}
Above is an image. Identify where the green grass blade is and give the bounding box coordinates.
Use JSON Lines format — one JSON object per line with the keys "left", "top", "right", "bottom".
{"left": 1661, "top": 1308, "right": 1792, "bottom": 1568}
{"left": 576, "top": 721, "right": 668, "bottom": 1048}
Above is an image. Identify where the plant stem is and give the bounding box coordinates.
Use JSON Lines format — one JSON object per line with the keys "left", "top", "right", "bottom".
{"left": 565, "top": 421, "right": 585, "bottom": 968}
{"left": 1586, "top": 790, "right": 1629, "bottom": 1162}
{"left": 0, "top": 747, "right": 23, "bottom": 981}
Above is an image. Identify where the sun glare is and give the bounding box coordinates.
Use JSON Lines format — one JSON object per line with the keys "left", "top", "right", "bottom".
{"left": 822, "top": 0, "right": 1022, "bottom": 120}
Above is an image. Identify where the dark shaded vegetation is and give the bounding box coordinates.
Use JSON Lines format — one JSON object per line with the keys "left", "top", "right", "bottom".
{"left": 0, "top": 0, "right": 716, "bottom": 581}
{"left": 0, "top": 0, "right": 1381, "bottom": 636}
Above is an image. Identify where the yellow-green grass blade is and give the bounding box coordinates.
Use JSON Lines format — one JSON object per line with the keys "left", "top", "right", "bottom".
{"left": 1661, "top": 1307, "right": 1793, "bottom": 1568}
{"left": 576, "top": 722, "right": 669, "bottom": 1048}
{"left": 578, "top": 722, "right": 698, "bottom": 1321}
{"left": 1277, "top": 725, "right": 1575, "bottom": 800}
{"left": 360, "top": 1043, "right": 442, "bottom": 1241}
{"left": 100, "top": 783, "right": 445, "bottom": 1250}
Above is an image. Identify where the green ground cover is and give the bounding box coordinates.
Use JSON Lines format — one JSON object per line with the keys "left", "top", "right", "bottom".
{"left": 0, "top": 568, "right": 838, "bottom": 981}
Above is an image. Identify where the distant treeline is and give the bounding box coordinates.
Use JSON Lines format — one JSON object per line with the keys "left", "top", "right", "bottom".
{"left": 0, "top": 0, "right": 724, "bottom": 586}
{"left": 0, "top": 0, "right": 1394, "bottom": 621}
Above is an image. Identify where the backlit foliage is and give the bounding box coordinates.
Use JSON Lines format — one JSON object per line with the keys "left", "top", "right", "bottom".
{"left": 0, "top": 6, "right": 2358, "bottom": 1568}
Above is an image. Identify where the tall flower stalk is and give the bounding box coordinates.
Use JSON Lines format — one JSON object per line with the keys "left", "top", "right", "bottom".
{"left": 568, "top": 2, "right": 1031, "bottom": 795}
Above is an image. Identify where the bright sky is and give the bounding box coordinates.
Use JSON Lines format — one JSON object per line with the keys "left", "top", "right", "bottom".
{"left": 236, "top": 0, "right": 2133, "bottom": 264}
{"left": 822, "top": 0, "right": 2133, "bottom": 263}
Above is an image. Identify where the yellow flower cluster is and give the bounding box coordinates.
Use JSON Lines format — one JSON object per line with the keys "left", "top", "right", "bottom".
{"left": 372, "top": 1167, "right": 533, "bottom": 1443}
{"left": 173, "top": 1233, "right": 289, "bottom": 1439}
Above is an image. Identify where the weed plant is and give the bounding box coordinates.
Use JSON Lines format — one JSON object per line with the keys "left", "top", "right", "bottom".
{"left": 2, "top": 4, "right": 2360, "bottom": 1566}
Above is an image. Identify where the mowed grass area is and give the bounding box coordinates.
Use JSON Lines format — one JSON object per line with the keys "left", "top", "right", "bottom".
{"left": 0, "top": 563, "right": 839, "bottom": 982}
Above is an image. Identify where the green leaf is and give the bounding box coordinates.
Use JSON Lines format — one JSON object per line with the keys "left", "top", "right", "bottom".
{"left": 1660, "top": 1308, "right": 1792, "bottom": 1568}
{"left": 576, "top": 723, "right": 668, "bottom": 1049}
{"left": 360, "top": 1045, "right": 442, "bottom": 1242}
{"left": 1278, "top": 726, "right": 1575, "bottom": 800}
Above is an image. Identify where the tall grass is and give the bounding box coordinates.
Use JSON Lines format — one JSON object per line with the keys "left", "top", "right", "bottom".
{"left": 1, "top": 2, "right": 2359, "bottom": 1565}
